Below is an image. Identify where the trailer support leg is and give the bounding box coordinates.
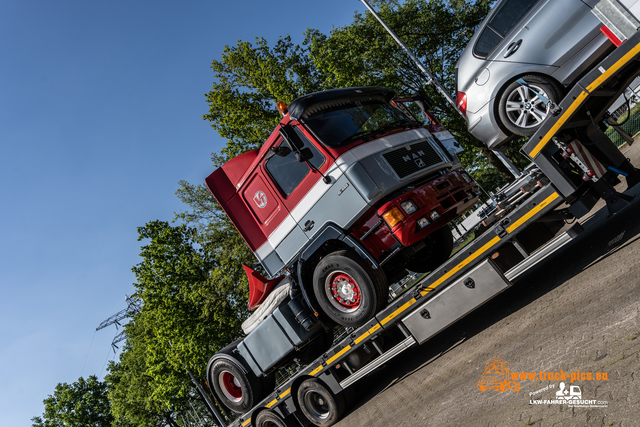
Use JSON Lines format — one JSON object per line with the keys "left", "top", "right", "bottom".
{"left": 617, "top": 158, "right": 640, "bottom": 189}
{"left": 590, "top": 179, "right": 634, "bottom": 217}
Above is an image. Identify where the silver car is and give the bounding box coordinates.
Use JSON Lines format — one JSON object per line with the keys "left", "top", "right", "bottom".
{"left": 455, "top": 0, "right": 635, "bottom": 150}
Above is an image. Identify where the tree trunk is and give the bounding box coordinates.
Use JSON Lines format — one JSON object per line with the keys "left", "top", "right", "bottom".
{"left": 164, "top": 413, "right": 179, "bottom": 427}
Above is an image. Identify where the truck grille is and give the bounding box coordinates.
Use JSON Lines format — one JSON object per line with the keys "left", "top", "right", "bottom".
{"left": 382, "top": 139, "right": 444, "bottom": 179}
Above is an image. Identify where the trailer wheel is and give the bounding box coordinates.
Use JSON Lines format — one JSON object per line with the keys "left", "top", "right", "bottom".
{"left": 498, "top": 75, "right": 563, "bottom": 136}
{"left": 209, "top": 358, "right": 263, "bottom": 414}
{"left": 312, "top": 250, "right": 387, "bottom": 327}
{"left": 296, "top": 378, "right": 345, "bottom": 426}
{"left": 255, "top": 409, "right": 288, "bottom": 427}
{"left": 406, "top": 226, "right": 453, "bottom": 273}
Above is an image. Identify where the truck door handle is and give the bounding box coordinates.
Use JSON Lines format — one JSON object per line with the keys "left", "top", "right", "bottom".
{"left": 303, "top": 220, "right": 315, "bottom": 232}
{"left": 504, "top": 39, "right": 522, "bottom": 58}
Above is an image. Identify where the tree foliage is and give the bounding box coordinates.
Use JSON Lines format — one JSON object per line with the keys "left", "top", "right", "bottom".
{"left": 31, "top": 376, "right": 114, "bottom": 427}
{"left": 105, "top": 319, "right": 181, "bottom": 427}
{"left": 128, "top": 221, "right": 248, "bottom": 403}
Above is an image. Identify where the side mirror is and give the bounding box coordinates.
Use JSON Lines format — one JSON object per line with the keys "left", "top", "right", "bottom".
{"left": 279, "top": 125, "right": 305, "bottom": 150}
{"left": 296, "top": 147, "right": 313, "bottom": 162}
{"left": 264, "top": 145, "right": 292, "bottom": 161}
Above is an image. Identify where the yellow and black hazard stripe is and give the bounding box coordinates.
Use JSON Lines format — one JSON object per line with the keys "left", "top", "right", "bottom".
{"left": 528, "top": 39, "right": 640, "bottom": 159}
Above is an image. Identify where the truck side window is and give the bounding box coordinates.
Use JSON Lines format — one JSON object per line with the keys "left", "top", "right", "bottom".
{"left": 473, "top": 0, "right": 538, "bottom": 58}
{"left": 265, "top": 129, "right": 325, "bottom": 197}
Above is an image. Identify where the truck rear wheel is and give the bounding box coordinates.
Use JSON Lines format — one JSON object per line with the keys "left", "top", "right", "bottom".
{"left": 296, "top": 378, "right": 345, "bottom": 426}
{"left": 209, "top": 358, "right": 263, "bottom": 414}
{"left": 255, "top": 409, "right": 289, "bottom": 427}
{"left": 312, "top": 250, "right": 387, "bottom": 328}
{"left": 406, "top": 226, "right": 454, "bottom": 273}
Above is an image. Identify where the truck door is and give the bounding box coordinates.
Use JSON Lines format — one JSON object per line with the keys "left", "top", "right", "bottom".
{"left": 261, "top": 126, "right": 330, "bottom": 266}
{"left": 264, "top": 123, "right": 368, "bottom": 261}
{"left": 240, "top": 169, "right": 291, "bottom": 276}
{"left": 281, "top": 124, "right": 369, "bottom": 240}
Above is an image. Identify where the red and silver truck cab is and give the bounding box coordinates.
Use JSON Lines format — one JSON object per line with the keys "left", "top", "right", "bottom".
{"left": 206, "top": 87, "right": 479, "bottom": 328}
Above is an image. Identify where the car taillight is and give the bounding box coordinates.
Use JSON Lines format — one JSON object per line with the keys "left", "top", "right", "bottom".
{"left": 456, "top": 91, "right": 467, "bottom": 117}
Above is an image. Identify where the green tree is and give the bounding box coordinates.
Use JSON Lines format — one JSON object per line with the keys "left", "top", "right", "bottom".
{"left": 203, "top": 35, "right": 320, "bottom": 161}
{"left": 121, "top": 220, "right": 250, "bottom": 415}
{"left": 105, "top": 319, "right": 183, "bottom": 427}
{"left": 31, "top": 376, "right": 113, "bottom": 427}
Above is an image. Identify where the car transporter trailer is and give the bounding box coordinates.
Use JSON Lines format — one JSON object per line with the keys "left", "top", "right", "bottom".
{"left": 203, "top": 14, "right": 640, "bottom": 427}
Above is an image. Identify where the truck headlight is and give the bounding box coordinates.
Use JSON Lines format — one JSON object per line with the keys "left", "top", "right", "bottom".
{"left": 417, "top": 217, "right": 429, "bottom": 229}
{"left": 430, "top": 209, "right": 440, "bottom": 220}
{"left": 400, "top": 200, "right": 417, "bottom": 214}
{"left": 382, "top": 207, "right": 405, "bottom": 228}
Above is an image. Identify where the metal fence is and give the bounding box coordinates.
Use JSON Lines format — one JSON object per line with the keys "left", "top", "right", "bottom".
{"left": 606, "top": 88, "right": 640, "bottom": 147}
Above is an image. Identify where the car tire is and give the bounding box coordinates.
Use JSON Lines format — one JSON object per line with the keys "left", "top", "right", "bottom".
{"left": 296, "top": 378, "right": 346, "bottom": 426}
{"left": 406, "top": 226, "right": 454, "bottom": 273}
{"left": 498, "top": 75, "right": 563, "bottom": 137}
{"left": 209, "top": 358, "right": 264, "bottom": 414}
{"left": 312, "top": 250, "right": 388, "bottom": 327}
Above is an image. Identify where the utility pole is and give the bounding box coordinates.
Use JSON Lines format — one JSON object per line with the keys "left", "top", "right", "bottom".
{"left": 96, "top": 295, "right": 141, "bottom": 351}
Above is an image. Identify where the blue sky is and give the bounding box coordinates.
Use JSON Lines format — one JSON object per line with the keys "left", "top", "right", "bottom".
{"left": 0, "top": 1, "right": 366, "bottom": 425}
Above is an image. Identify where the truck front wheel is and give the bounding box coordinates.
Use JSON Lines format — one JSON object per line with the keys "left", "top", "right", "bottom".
{"left": 312, "top": 250, "right": 387, "bottom": 327}
{"left": 209, "top": 358, "right": 263, "bottom": 414}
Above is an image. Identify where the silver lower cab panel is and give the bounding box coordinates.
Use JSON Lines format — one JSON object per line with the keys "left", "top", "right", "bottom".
{"left": 401, "top": 259, "right": 511, "bottom": 345}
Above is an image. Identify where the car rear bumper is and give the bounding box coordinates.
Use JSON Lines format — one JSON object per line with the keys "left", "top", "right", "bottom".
{"left": 466, "top": 101, "right": 512, "bottom": 149}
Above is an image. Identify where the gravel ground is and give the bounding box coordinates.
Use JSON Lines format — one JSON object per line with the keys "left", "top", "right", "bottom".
{"left": 335, "top": 143, "right": 640, "bottom": 427}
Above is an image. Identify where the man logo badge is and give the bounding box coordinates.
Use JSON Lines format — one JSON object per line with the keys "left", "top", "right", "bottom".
{"left": 415, "top": 158, "right": 426, "bottom": 168}
{"left": 253, "top": 191, "right": 267, "bottom": 208}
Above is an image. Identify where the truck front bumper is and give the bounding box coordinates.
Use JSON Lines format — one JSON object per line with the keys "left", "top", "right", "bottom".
{"left": 380, "top": 169, "right": 480, "bottom": 247}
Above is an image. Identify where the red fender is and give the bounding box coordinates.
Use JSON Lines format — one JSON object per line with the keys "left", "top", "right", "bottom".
{"left": 243, "top": 265, "right": 284, "bottom": 310}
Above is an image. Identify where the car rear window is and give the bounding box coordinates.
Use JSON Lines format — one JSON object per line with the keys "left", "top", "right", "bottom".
{"left": 491, "top": 0, "right": 538, "bottom": 35}
{"left": 475, "top": 28, "right": 503, "bottom": 58}
{"left": 473, "top": 0, "right": 539, "bottom": 58}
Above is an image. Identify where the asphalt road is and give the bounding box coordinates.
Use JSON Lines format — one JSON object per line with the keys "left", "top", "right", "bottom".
{"left": 335, "top": 144, "right": 640, "bottom": 427}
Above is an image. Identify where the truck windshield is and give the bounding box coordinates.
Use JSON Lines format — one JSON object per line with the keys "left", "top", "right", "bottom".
{"left": 302, "top": 100, "right": 420, "bottom": 148}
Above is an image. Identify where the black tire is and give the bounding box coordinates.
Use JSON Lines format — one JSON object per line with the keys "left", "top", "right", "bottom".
{"left": 312, "top": 250, "right": 388, "bottom": 327}
{"left": 498, "top": 75, "right": 563, "bottom": 136}
{"left": 255, "top": 409, "right": 288, "bottom": 427}
{"left": 209, "top": 358, "right": 263, "bottom": 414}
{"left": 296, "top": 378, "right": 345, "bottom": 426}
{"left": 406, "top": 226, "right": 454, "bottom": 273}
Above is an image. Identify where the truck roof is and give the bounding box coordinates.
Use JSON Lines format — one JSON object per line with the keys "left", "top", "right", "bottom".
{"left": 288, "top": 86, "right": 395, "bottom": 120}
